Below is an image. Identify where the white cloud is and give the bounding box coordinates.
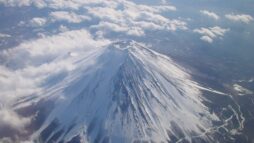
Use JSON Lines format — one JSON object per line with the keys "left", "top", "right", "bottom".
{"left": 91, "top": 21, "right": 129, "bottom": 33}
{"left": 58, "top": 25, "right": 69, "bottom": 32}
{"left": 127, "top": 27, "right": 145, "bottom": 36}
{"left": 0, "top": 107, "right": 33, "bottom": 143}
{"left": 160, "top": 0, "right": 168, "bottom": 4}
{"left": 18, "top": 21, "right": 26, "bottom": 27}
{"left": 0, "top": 0, "right": 31, "bottom": 7}
{"left": 209, "top": 26, "right": 229, "bottom": 36}
{"left": 50, "top": 11, "right": 91, "bottom": 23}
{"left": 0, "top": 0, "right": 46, "bottom": 8}
{"left": 29, "top": 17, "right": 47, "bottom": 27}
{"left": 200, "top": 36, "right": 213, "bottom": 43}
{"left": 153, "top": 5, "right": 177, "bottom": 12}
{"left": 0, "top": 33, "right": 11, "bottom": 38}
{"left": 194, "top": 28, "right": 216, "bottom": 38}
{"left": 200, "top": 10, "right": 220, "bottom": 20}
{"left": 17, "top": 18, "right": 47, "bottom": 28}
{"left": 225, "top": 13, "right": 253, "bottom": 24}
{"left": 194, "top": 26, "right": 229, "bottom": 43}
{"left": 233, "top": 84, "right": 253, "bottom": 95}
{"left": 33, "top": 0, "right": 47, "bottom": 8}
{"left": 0, "top": 109, "right": 31, "bottom": 132}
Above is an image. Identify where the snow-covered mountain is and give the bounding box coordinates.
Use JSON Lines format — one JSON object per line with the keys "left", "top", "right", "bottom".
{"left": 12, "top": 40, "right": 222, "bottom": 143}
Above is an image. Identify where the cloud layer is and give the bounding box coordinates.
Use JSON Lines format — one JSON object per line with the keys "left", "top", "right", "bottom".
{"left": 0, "top": 0, "right": 186, "bottom": 37}
{"left": 88, "top": 2, "right": 186, "bottom": 36}
{"left": 0, "top": 29, "right": 109, "bottom": 103}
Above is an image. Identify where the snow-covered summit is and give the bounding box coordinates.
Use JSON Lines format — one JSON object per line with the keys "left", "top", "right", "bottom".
{"left": 23, "top": 40, "right": 220, "bottom": 143}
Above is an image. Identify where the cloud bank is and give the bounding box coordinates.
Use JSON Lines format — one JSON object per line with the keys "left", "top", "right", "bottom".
{"left": 0, "top": 0, "right": 186, "bottom": 37}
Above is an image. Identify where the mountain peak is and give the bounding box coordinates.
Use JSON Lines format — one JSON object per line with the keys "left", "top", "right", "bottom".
{"left": 27, "top": 41, "right": 218, "bottom": 143}
{"left": 111, "top": 40, "right": 138, "bottom": 50}
{"left": 108, "top": 40, "right": 144, "bottom": 55}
